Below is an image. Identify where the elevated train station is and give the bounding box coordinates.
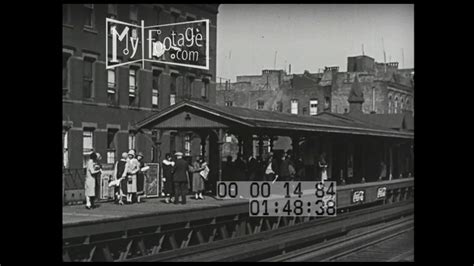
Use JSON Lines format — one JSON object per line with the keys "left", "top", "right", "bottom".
{"left": 63, "top": 93, "right": 414, "bottom": 262}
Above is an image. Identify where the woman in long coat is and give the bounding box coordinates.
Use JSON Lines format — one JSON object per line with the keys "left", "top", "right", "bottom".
{"left": 162, "top": 153, "right": 175, "bottom": 204}
{"left": 191, "top": 156, "right": 205, "bottom": 200}
{"left": 85, "top": 152, "right": 101, "bottom": 209}
{"left": 123, "top": 150, "right": 140, "bottom": 203}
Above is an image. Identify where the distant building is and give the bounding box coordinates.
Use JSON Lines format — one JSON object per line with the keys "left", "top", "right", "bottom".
{"left": 217, "top": 55, "right": 413, "bottom": 116}
{"left": 216, "top": 54, "right": 414, "bottom": 154}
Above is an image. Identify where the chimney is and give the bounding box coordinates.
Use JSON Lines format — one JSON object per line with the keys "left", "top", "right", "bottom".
{"left": 348, "top": 75, "right": 364, "bottom": 114}
{"left": 289, "top": 64, "right": 291, "bottom": 74}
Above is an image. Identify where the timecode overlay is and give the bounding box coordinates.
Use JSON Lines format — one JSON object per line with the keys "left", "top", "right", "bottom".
{"left": 216, "top": 182, "right": 337, "bottom": 217}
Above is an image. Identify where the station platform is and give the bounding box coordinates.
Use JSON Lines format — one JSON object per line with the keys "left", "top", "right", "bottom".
{"left": 63, "top": 178, "right": 414, "bottom": 227}
{"left": 63, "top": 196, "right": 248, "bottom": 226}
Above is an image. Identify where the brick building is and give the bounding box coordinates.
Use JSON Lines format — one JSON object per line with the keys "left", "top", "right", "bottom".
{"left": 216, "top": 54, "right": 414, "bottom": 154}
{"left": 63, "top": 4, "right": 219, "bottom": 169}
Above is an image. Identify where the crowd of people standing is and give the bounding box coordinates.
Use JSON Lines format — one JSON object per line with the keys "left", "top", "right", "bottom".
{"left": 84, "top": 149, "right": 150, "bottom": 209}
{"left": 161, "top": 152, "right": 210, "bottom": 205}
{"left": 83, "top": 148, "right": 331, "bottom": 209}
{"left": 223, "top": 150, "right": 324, "bottom": 183}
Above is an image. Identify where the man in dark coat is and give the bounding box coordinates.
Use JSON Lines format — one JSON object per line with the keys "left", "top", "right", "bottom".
{"left": 162, "top": 153, "right": 175, "bottom": 204}
{"left": 295, "top": 156, "right": 305, "bottom": 181}
{"left": 280, "top": 152, "right": 295, "bottom": 182}
{"left": 233, "top": 153, "right": 247, "bottom": 181}
{"left": 247, "top": 155, "right": 258, "bottom": 181}
{"left": 263, "top": 152, "right": 279, "bottom": 182}
{"left": 172, "top": 152, "right": 190, "bottom": 204}
{"left": 255, "top": 156, "right": 264, "bottom": 181}
{"left": 223, "top": 156, "right": 234, "bottom": 181}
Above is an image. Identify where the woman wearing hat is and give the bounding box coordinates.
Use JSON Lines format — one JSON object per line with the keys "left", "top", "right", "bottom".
{"left": 123, "top": 150, "right": 140, "bottom": 203}
{"left": 85, "top": 152, "right": 102, "bottom": 209}
{"left": 191, "top": 156, "right": 206, "bottom": 200}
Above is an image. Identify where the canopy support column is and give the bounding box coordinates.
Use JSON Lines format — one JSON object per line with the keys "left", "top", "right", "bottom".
{"left": 218, "top": 128, "right": 224, "bottom": 182}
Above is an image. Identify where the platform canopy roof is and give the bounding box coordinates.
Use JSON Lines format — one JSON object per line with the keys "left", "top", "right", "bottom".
{"left": 134, "top": 100, "right": 414, "bottom": 139}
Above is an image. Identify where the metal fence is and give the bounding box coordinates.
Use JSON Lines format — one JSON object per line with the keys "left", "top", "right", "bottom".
{"left": 63, "top": 168, "right": 86, "bottom": 205}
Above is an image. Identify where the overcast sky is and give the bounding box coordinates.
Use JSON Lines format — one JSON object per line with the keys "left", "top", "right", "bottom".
{"left": 216, "top": 4, "right": 414, "bottom": 81}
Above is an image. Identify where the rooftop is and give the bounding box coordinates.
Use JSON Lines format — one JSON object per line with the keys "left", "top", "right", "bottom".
{"left": 135, "top": 100, "right": 414, "bottom": 139}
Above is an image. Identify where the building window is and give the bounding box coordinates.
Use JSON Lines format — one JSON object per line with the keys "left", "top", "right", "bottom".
{"left": 108, "top": 4, "right": 117, "bottom": 16}
{"left": 63, "top": 52, "right": 71, "bottom": 96}
{"left": 128, "top": 132, "right": 136, "bottom": 150}
{"left": 63, "top": 131, "right": 69, "bottom": 168}
{"left": 277, "top": 101, "right": 283, "bottom": 112}
{"left": 406, "top": 98, "right": 410, "bottom": 110}
{"left": 152, "top": 89, "right": 159, "bottom": 109}
{"left": 84, "top": 4, "right": 95, "bottom": 29}
{"left": 152, "top": 70, "right": 160, "bottom": 91}
{"left": 388, "top": 95, "right": 392, "bottom": 114}
{"left": 107, "top": 4, "right": 118, "bottom": 35}
{"left": 130, "top": 4, "right": 138, "bottom": 25}
{"left": 170, "top": 94, "right": 176, "bottom": 106}
{"left": 154, "top": 6, "right": 162, "bottom": 24}
{"left": 186, "top": 76, "right": 194, "bottom": 99}
{"left": 309, "top": 99, "right": 318, "bottom": 115}
{"left": 83, "top": 57, "right": 95, "bottom": 99}
{"left": 257, "top": 100, "right": 264, "bottom": 110}
{"left": 172, "top": 12, "right": 180, "bottom": 24}
{"left": 108, "top": 69, "right": 116, "bottom": 89}
{"left": 107, "top": 68, "right": 117, "bottom": 105}
{"left": 107, "top": 129, "right": 118, "bottom": 164}
{"left": 171, "top": 11, "right": 180, "bottom": 33}
{"left": 63, "top": 4, "right": 71, "bottom": 25}
{"left": 324, "top": 97, "right": 330, "bottom": 110}
{"left": 400, "top": 96, "right": 404, "bottom": 111}
{"left": 83, "top": 129, "right": 94, "bottom": 168}
{"left": 225, "top": 101, "right": 233, "bottom": 107}
{"left": 170, "top": 133, "right": 176, "bottom": 153}
{"left": 107, "top": 151, "right": 115, "bottom": 165}
{"left": 129, "top": 67, "right": 138, "bottom": 106}
{"left": 394, "top": 96, "right": 398, "bottom": 114}
{"left": 170, "top": 73, "right": 178, "bottom": 105}
{"left": 152, "top": 70, "right": 160, "bottom": 108}
{"left": 202, "top": 79, "right": 209, "bottom": 99}
{"left": 184, "top": 135, "right": 191, "bottom": 156}
{"left": 291, "top": 99, "right": 298, "bottom": 114}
